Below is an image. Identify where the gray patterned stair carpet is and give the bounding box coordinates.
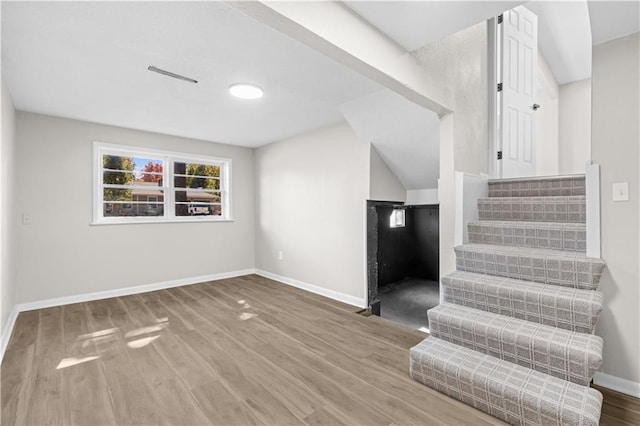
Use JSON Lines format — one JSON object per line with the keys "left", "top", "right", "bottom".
{"left": 410, "top": 175, "right": 606, "bottom": 425}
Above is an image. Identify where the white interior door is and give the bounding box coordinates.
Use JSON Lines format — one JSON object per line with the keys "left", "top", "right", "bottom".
{"left": 500, "top": 6, "right": 538, "bottom": 178}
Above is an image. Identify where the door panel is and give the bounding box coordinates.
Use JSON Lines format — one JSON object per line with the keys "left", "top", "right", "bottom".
{"left": 501, "top": 6, "right": 538, "bottom": 178}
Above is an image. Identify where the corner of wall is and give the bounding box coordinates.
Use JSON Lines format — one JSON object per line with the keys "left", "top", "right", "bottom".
{"left": 369, "top": 144, "right": 406, "bottom": 202}
{"left": 0, "top": 306, "right": 19, "bottom": 363}
{"left": 0, "top": 78, "right": 18, "bottom": 349}
{"left": 253, "top": 123, "right": 369, "bottom": 303}
{"left": 591, "top": 32, "right": 640, "bottom": 388}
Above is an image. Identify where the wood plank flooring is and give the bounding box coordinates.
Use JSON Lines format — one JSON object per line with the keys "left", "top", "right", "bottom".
{"left": 2, "top": 274, "right": 638, "bottom": 425}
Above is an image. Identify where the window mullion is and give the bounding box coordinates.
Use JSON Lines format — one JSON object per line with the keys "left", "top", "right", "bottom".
{"left": 166, "top": 155, "right": 174, "bottom": 220}
{"left": 223, "top": 162, "right": 230, "bottom": 220}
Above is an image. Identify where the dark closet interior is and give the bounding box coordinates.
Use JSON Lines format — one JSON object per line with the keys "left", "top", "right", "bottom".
{"left": 367, "top": 201, "right": 439, "bottom": 331}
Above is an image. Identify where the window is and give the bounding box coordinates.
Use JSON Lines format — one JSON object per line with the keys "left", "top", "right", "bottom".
{"left": 390, "top": 209, "right": 405, "bottom": 228}
{"left": 93, "top": 142, "right": 231, "bottom": 224}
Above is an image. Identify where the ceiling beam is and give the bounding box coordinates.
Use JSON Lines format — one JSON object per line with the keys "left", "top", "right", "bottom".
{"left": 228, "top": 1, "right": 453, "bottom": 116}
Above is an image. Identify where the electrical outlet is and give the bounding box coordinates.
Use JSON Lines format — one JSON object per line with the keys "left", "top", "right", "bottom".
{"left": 612, "top": 182, "right": 629, "bottom": 202}
{"left": 278, "top": 251, "right": 284, "bottom": 261}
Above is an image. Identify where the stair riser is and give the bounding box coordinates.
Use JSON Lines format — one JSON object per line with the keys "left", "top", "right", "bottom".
{"left": 455, "top": 248, "right": 605, "bottom": 290}
{"left": 442, "top": 276, "right": 603, "bottom": 334}
{"left": 410, "top": 338, "right": 603, "bottom": 426}
{"left": 468, "top": 222, "right": 586, "bottom": 252}
{"left": 488, "top": 177, "right": 585, "bottom": 198}
{"left": 478, "top": 196, "right": 586, "bottom": 223}
{"left": 428, "top": 305, "right": 603, "bottom": 386}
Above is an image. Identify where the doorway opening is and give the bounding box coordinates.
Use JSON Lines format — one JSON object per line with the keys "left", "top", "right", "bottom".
{"left": 366, "top": 201, "right": 439, "bottom": 331}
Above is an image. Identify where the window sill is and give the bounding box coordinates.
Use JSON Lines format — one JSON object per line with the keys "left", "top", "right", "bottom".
{"left": 90, "top": 217, "right": 235, "bottom": 226}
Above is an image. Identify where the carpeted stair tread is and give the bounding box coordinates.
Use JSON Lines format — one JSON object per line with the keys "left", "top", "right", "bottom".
{"left": 441, "top": 271, "right": 603, "bottom": 333}
{"left": 488, "top": 175, "right": 585, "bottom": 198}
{"left": 428, "top": 303, "right": 603, "bottom": 385}
{"left": 410, "top": 174, "right": 606, "bottom": 424}
{"left": 409, "top": 337, "right": 602, "bottom": 426}
{"left": 454, "top": 243, "right": 605, "bottom": 290}
{"left": 467, "top": 220, "right": 586, "bottom": 252}
{"left": 478, "top": 195, "right": 586, "bottom": 223}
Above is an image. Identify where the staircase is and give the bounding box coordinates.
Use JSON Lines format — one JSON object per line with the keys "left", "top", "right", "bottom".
{"left": 410, "top": 175, "right": 605, "bottom": 425}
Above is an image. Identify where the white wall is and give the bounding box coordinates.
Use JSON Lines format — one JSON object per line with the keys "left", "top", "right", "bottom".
{"left": 413, "top": 22, "right": 489, "bottom": 277}
{"left": 591, "top": 33, "right": 639, "bottom": 387}
{"left": 15, "top": 112, "right": 255, "bottom": 304}
{"left": 255, "top": 122, "right": 369, "bottom": 305}
{"left": 406, "top": 189, "right": 439, "bottom": 205}
{"left": 536, "top": 52, "right": 559, "bottom": 176}
{"left": 341, "top": 89, "right": 441, "bottom": 191}
{"left": 369, "top": 144, "right": 405, "bottom": 202}
{"left": 438, "top": 115, "right": 456, "bottom": 277}
{"left": 1, "top": 80, "right": 17, "bottom": 332}
{"left": 454, "top": 172, "right": 488, "bottom": 246}
{"left": 413, "top": 21, "right": 489, "bottom": 177}
{"left": 559, "top": 78, "right": 592, "bottom": 174}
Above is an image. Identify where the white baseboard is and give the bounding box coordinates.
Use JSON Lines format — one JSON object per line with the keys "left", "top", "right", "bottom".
{"left": 0, "top": 306, "right": 20, "bottom": 363}
{"left": 15, "top": 269, "right": 255, "bottom": 312}
{"left": 255, "top": 269, "right": 367, "bottom": 308}
{"left": 593, "top": 372, "right": 640, "bottom": 398}
{"left": 0, "top": 268, "right": 254, "bottom": 363}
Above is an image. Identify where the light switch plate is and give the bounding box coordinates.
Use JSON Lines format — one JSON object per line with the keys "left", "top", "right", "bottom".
{"left": 612, "top": 182, "right": 629, "bottom": 202}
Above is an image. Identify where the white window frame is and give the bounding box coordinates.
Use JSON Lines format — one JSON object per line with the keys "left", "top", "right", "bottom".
{"left": 93, "top": 142, "right": 232, "bottom": 224}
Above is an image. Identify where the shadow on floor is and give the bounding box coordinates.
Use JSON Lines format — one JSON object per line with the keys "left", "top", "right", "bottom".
{"left": 379, "top": 277, "right": 439, "bottom": 331}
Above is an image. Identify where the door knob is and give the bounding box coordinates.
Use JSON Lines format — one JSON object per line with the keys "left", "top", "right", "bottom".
{"left": 532, "top": 103, "right": 541, "bottom": 111}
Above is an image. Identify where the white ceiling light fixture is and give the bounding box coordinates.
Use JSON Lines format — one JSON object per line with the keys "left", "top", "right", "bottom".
{"left": 229, "top": 83, "right": 264, "bottom": 100}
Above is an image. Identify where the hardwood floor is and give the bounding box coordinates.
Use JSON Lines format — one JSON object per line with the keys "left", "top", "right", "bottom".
{"left": 2, "top": 275, "right": 638, "bottom": 425}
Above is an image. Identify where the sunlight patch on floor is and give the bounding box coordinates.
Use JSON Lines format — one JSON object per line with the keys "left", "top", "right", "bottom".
{"left": 127, "top": 335, "right": 160, "bottom": 349}
{"left": 125, "top": 322, "right": 167, "bottom": 339}
{"left": 77, "top": 328, "right": 118, "bottom": 340}
{"left": 56, "top": 356, "right": 100, "bottom": 370}
{"left": 58, "top": 317, "right": 169, "bottom": 368}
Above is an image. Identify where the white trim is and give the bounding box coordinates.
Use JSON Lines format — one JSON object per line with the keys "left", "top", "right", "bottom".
{"left": 454, "top": 171, "right": 465, "bottom": 247}
{"left": 255, "top": 269, "right": 367, "bottom": 309}
{"left": 362, "top": 200, "right": 369, "bottom": 307}
{"left": 0, "top": 270, "right": 254, "bottom": 365}
{"left": 454, "top": 172, "right": 489, "bottom": 247}
{"left": 90, "top": 218, "right": 235, "bottom": 226}
{"left": 12, "top": 269, "right": 254, "bottom": 313}
{"left": 93, "top": 141, "right": 233, "bottom": 224}
{"left": 585, "top": 161, "right": 601, "bottom": 258}
{"left": 593, "top": 372, "right": 640, "bottom": 398}
{"left": 487, "top": 16, "right": 499, "bottom": 179}
{"left": 0, "top": 306, "right": 20, "bottom": 363}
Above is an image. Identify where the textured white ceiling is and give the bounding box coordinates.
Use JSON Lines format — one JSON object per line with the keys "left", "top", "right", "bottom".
{"left": 344, "top": 0, "right": 638, "bottom": 85}
{"left": 4, "top": 1, "right": 633, "bottom": 192}
{"left": 341, "top": 90, "right": 440, "bottom": 190}
{"left": 588, "top": 1, "right": 640, "bottom": 46}
{"left": 525, "top": 1, "right": 592, "bottom": 84}
{"left": 344, "top": 1, "right": 523, "bottom": 51}
{"left": 1, "top": 1, "right": 382, "bottom": 147}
